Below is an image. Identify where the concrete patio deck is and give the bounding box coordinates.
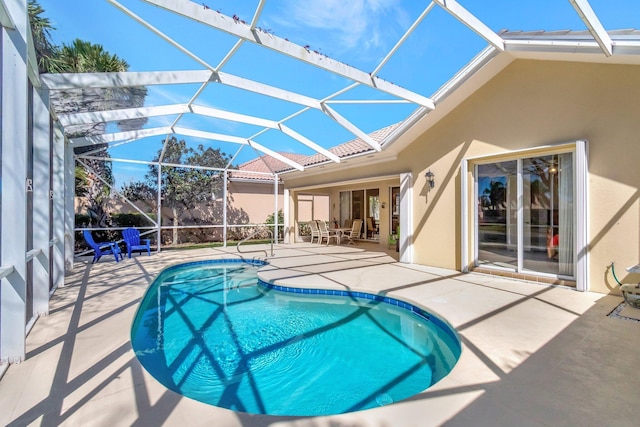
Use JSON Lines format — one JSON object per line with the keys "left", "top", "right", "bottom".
{"left": 1, "top": 243, "right": 638, "bottom": 427}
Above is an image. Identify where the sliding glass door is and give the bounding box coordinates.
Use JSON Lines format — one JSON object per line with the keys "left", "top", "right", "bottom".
{"left": 476, "top": 152, "right": 575, "bottom": 278}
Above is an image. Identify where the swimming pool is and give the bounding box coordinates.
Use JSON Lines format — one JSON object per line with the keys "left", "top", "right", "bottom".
{"left": 131, "top": 260, "right": 461, "bottom": 416}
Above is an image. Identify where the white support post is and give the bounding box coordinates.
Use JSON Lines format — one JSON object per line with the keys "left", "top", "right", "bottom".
{"left": 575, "top": 140, "right": 589, "bottom": 291}
{"left": 283, "top": 188, "right": 290, "bottom": 244}
{"left": 223, "top": 170, "right": 228, "bottom": 247}
{"left": 274, "top": 175, "right": 279, "bottom": 244}
{"left": 156, "top": 163, "right": 162, "bottom": 253}
{"left": 460, "top": 160, "right": 469, "bottom": 272}
{"left": 64, "top": 142, "right": 75, "bottom": 270}
{"left": 399, "top": 173, "right": 413, "bottom": 263}
{"left": 32, "top": 85, "right": 51, "bottom": 315}
{"left": 1, "top": 0, "right": 29, "bottom": 364}
{"left": 52, "top": 122, "right": 65, "bottom": 288}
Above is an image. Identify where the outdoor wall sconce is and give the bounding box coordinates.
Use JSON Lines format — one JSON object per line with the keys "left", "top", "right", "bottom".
{"left": 425, "top": 170, "right": 435, "bottom": 189}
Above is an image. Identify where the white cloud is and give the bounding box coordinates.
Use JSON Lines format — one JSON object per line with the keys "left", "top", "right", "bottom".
{"left": 273, "top": 0, "right": 404, "bottom": 54}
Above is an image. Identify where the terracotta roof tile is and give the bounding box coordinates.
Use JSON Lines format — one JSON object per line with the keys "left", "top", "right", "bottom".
{"left": 232, "top": 122, "right": 401, "bottom": 180}
{"left": 230, "top": 152, "right": 306, "bottom": 181}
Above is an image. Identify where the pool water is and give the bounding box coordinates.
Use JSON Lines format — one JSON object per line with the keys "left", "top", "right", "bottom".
{"left": 131, "top": 260, "right": 461, "bottom": 416}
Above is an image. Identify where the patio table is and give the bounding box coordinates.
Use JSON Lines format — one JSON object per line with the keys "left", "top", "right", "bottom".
{"left": 329, "top": 227, "right": 351, "bottom": 245}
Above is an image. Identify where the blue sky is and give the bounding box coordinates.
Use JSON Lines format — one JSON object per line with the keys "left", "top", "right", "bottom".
{"left": 36, "top": 0, "right": 639, "bottom": 187}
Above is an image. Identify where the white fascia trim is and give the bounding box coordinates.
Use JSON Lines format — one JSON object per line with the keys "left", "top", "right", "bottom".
{"left": 41, "top": 70, "right": 213, "bottom": 89}
{"left": 325, "top": 99, "right": 411, "bottom": 104}
{"left": 278, "top": 124, "right": 340, "bottom": 163}
{"left": 383, "top": 46, "right": 502, "bottom": 153}
{"left": 569, "top": 0, "right": 612, "bottom": 56}
{"left": 433, "top": 0, "right": 504, "bottom": 51}
{"left": 229, "top": 177, "right": 276, "bottom": 184}
{"left": 141, "top": 0, "right": 435, "bottom": 109}
{"left": 70, "top": 126, "right": 173, "bottom": 147}
{"left": 321, "top": 104, "right": 382, "bottom": 152}
{"left": 59, "top": 104, "right": 189, "bottom": 126}
{"left": 248, "top": 140, "right": 304, "bottom": 172}
{"left": 612, "top": 41, "right": 640, "bottom": 56}
{"left": 504, "top": 39, "right": 603, "bottom": 54}
{"left": 432, "top": 46, "right": 501, "bottom": 104}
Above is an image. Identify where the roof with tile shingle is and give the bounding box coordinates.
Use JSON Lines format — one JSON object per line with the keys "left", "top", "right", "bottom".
{"left": 230, "top": 152, "right": 308, "bottom": 181}
{"left": 231, "top": 122, "right": 401, "bottom": 181}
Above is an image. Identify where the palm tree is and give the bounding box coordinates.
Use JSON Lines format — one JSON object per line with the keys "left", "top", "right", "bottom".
{"left": 28, "top": 0, "right": 147, "bottom": 229}
{"left": 49, "top": 39, "right": 147, "bottom": 137}
{"left": 483, "top": 180, "right": 506, "bottom": 211}
{"left": 28, "top": 0, "right": 56, "bottom": 73}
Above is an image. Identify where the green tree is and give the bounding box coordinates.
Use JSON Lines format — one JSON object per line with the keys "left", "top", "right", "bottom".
{"left": 28, "top": 0, "right": 56, "bottom": 73}
{"left": 123, "top": 137, "right": 234, "bottom": 245}
{"left": 28, "top": 0, "right": 148, "bottom": 230}
{"left": 265, "top": 209, "right": 284, "bottom": 239}
{"left": 483, "top": 180, "right": 506, "bottom": 211}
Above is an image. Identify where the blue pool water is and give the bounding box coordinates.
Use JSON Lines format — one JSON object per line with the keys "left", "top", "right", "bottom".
{"left": 131, "top": 260, "right": 461, "bottom": 416}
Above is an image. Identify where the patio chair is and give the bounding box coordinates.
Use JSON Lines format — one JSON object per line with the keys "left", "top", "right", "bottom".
{"left": 309, "top": 220, "right": 321, "bottom": 244}
{"left": 343, "top": 219, "right": 363, "bottom": 245}
{"left": 366, "top": 217, "right": 375, "bottom": 239}
{"left": 317, "top": 220, "right": 339, "bottom": 245}
{"left": 122, "top": 227, "right": 151, "bottom": 258}
{"left": 83, "top": 230, "right": 123, "bottom": 263}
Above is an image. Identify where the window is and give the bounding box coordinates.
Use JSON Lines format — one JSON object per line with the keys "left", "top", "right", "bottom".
{"left": 475, "top": 152, "right": 575, "bottom": 279}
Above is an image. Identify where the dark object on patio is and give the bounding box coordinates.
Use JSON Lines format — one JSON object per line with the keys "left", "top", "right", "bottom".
{"left": 83, "top": 230, "right": 123, "bottom": 263}
{"left": 122, "top": 228, "right": 151, "bottom": 258}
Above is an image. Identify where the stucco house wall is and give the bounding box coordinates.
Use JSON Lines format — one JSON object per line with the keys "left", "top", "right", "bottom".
{"left": 404, "top": 59, "right": 640, "bottom": 294}
{"left": 284, "top": 59, "right": 640, "bottom": 295}
{"left": 227, "top": 180, "right": 284, "bottom": 224}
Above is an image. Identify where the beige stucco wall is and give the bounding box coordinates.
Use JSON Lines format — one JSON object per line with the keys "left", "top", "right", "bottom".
{"left": 227, "top": 180, "right": 284, "bottom": 224}
{"left": 406, "top": 59, "right": 640, "bottom": 294}
{"left": 77, "top": 180, "right": 283, "bottom": 226}
{"left": 285, "top": 59, "right": 640, "bottom": 295}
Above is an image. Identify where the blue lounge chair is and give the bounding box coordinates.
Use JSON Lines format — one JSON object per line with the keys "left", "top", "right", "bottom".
{"left": 83, "top": 230, "right": 123, "bottom": 263}
{"left": 122, "top": 228, "right": 151, "bottom": 258}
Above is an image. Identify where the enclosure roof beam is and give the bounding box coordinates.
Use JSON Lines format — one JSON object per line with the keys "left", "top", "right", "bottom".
{"left": 0, "top": 1, "right": 15, "bottom": 29}
{"left": 371, "top": 2, "right": 435, "bottom": 77}
{"left": 569, "top": 0, "right": 613, "bottom": 56}
{"left": 279, "top": 124, "right": 340, "bottom": 163}
{"left": 190, "top": 104, "right": 279, "bottom": 129}
{"left": 70, "top": 126, "right": 173, "bottom": 147}
{"left": 172, "top": 127, "right": 249, "bottom": 145}
{"left": 42, "top": 69, "right": 324, "bottom": 110}
{"left": 433, "top": 0, "right": 504, "bottom": 51}
{"left": 321, "top": 104, "right": 382, "bottom": 152}
{"left": 41, "top": 70, "right": 213, "bottom": 89}
{"left": 59, "top": 104, "right": 189, "bottom": 126}
{"left": 189, "top": 105, "right": 339, "bottom": 162}
{"left": 140, "top": 0, "right": 435, "bottom": 109}
{"left": 107, "top": 0, "right": 214, "bottom": 70}
{"left": 248, "top": 140, "right": 304, "bottom": 171}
